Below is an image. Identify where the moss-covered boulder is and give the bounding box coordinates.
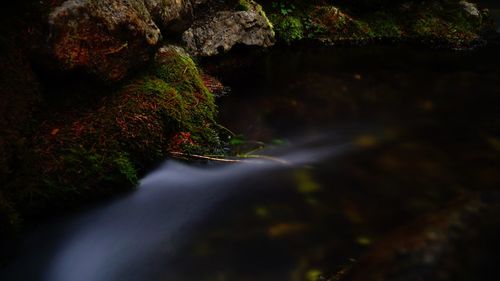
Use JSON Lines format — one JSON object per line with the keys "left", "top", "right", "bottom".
{"left": 0, "top": 46, "right": 219, "bottom": 243}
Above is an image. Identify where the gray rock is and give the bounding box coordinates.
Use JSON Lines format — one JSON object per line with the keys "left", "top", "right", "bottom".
{"left": 459, "top": 1, "right": 481, "bottom": 18}
{"left": 48, "top": 0, "right": 274, "bottom": 80}
{"left": 182, "top": 0, "right": 275, "bottom": 57}
{"left": 157, "top": 44, "right": 191, "bottom": 58}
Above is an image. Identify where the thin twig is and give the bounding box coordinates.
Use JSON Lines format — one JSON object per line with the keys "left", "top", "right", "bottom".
{"left": 216, "top": 124, "right": 237, "bottom": 137}
{"left": 170, "top": 152, "right": 248, "bottom": 163}
{"left": 169, "top": 151, "right": 290, "bottom": 165}
{"left": 240, "top": 146, "right": 265, "bottom": 156}
{"left": 237, "top": 154, "right": 291, "bottom": 165}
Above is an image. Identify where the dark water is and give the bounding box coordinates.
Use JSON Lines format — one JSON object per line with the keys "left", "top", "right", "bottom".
{"left": 480, "top": 0, "right": 500, "bottom": 32}
{"left": 211, "top": 42, "right": 500, "bottom": 280}
{"left": 2, "top": 40, "right": 500, "bottom": 281}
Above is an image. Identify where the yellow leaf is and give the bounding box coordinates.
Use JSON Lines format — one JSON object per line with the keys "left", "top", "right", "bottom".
{"left": 295, "top": 169, "right": 321, "bottom": 194}
{"left": 354, "top": 135, "right": 377, "bottom": 148}
{"left": 268, "top": 223, "right": 306, "bottom": 237}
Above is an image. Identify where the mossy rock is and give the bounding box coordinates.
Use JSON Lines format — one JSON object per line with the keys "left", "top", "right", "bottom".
{"left": 1, "top": 46, "right": 220, "bottom": 226}
{"left": 151, "top": 47, "right": 220, "bottom": 149}
{"left": 269, "top": 14, "right": 304, "bottom": 44}
{"left": 261, "top": 0, "right": 492, "bottom": 48}
{"left": 236, "top": 0, "right": 252, "bottom": 11}
{"left": 407, "top": 2, "right": 488, "bottom": 48}
{"left": 309, "top": 6, "right": 373, "bottom": 42}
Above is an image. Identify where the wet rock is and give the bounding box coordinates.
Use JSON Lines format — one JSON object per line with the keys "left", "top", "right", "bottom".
{"left": 182, "top": 0, "right": 274, "bottom": 56}
{"left": 157, "top": 44, "right": 191, "bottom": 57}
{"left": 48, "top": 0, "right": 161, "bottom": 81}
{"left": 459, "top": 1, "right": 481, "bottom": 18}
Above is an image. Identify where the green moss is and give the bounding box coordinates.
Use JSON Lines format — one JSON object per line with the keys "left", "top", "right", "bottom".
{"left": 256, "top": 2, "right": 275, "bottom": 37}
{"left": 307, "top": 6, "right": 374, "bottom": 42}
{"left": 133, "top": 78, "right": 185, "bottom": 125}
{"left": 366, "top": 12, "right": 403, "bottom": 39}
{"left": 152, "top": 52, "right": 212, "bottom": 101}
{"left": 113, "top": 152, "right": 139, "bottom": 185}
{"left": 410, "top": 12, "right": 480, "bottom": 47}
{"left": 262, "top": 1, "right": 491, "bottom": 48}
{"left": 151, "top": 49, "right": 219, "bottom": 148}
{"left": 236, "top": 0, "right": 252, "bottom": 11}
{"left": 413, "top": 15, "right": 443, "bottom": 36}
{"left": 269, "top": 14, "right": 304, "bottom": 44}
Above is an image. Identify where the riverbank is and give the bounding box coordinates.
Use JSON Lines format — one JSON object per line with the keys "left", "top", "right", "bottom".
{"left": 264, "top": 0, "right": 495, "bottom": 49}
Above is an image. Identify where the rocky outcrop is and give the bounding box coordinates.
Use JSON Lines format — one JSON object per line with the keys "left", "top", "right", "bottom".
{"left": 182, "top": 0, "right": 275, "bottom": 56}
{"left": 49, "top": 0, "right": 161, "bottom": 81}
{"left": 459, "top": 0, "right": 481, "bottom": 18}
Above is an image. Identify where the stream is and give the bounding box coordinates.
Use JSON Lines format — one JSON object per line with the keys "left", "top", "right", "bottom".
{"left": 1, "top": 27, "right": 500, "bottom": 281}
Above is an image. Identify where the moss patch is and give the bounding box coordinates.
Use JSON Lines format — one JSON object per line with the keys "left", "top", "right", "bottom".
{"left": 269, "top": 14, "right": 304, "bottom": 44}
{"left": 151, "top": 48, "right": 220, "bottom": 151}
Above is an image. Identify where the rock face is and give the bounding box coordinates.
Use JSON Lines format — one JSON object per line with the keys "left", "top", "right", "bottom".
{"left": 145, "top": 0, "right": 206, "bottom": 32}
{"left": 182, "top": 0, "right": 275, "bottom": 56}
{"left": 49, "top": 0, "right": 161, "bottom": 81}
{"left": 459, "top": 1, "right": 481, "bottom": 18}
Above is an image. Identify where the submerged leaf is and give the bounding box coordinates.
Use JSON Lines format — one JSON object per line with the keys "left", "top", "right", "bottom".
{"left": 295, "top": 169, "right": 321, "bottom": 194}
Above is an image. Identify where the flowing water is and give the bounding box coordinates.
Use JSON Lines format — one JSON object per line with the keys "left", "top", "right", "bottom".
{"left": 2, "top": 31, "right": 500, "bottom": 281}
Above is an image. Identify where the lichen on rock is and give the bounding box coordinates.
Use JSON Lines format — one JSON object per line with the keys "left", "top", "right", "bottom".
{"left": 182, "top": 0, "right": 275, "bottom": 56}
{"left": 459, "top": 0, "right": 481, "bottom": 18}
